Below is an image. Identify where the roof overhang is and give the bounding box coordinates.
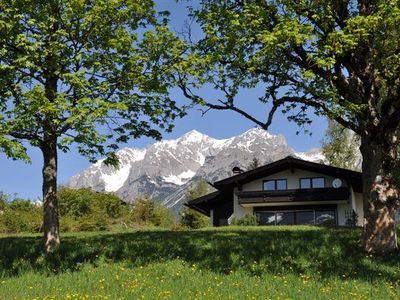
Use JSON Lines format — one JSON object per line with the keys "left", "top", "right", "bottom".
{"left": 214, "top": 156, "right": 362, "bottom": 192}
{"left": 185, "top": 191, "right": 220, "bottom": 216}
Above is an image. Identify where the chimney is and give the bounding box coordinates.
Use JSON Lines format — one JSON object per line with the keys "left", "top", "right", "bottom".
{"left": 232, "top": 166, "right": 243, "bottom": 175}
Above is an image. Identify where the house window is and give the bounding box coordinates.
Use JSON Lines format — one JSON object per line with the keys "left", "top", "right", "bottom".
{"left": 256, "top": 212, "right": 275, "bottom": 225}
{"left": 276, "top": 212, "right": 295, "bottom": 225}
{"left": 300, "top": 178, "right": 311, "bottom": 189}
{"left": 315, "top": 210, "right": 336, "bottom": 225}
{"left": 299, "top": 177, "right": 325, "bottom": 189}
{"left": 255, "top": 209, "right": 336, "bottom": 226}
{"left": 296, "top": 211, "right": 315, "bottom": 225}
{"left": 276, "top": 179, "right": 287, "bottom": 190}
{"left": 263, "top": 179, "right": 287, "bottom": 191}
{"left": 312, "top": 178, "right": 325, "bottom": 188}
{"left": 263, "top": 180, "right": 276, "bottom": 190}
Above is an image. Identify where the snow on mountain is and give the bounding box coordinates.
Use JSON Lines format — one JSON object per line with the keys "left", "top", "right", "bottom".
{"left": 69, "top": 147, "right": 146, "bottom": 192}
{"left": 295, "top": 148, "right": 325, "bottom": 163}
{"left": 68, "top": 128, "right": 324, "bottom": 210}
{"left": 162, "top": 170, "right": 197, "bottom": 186}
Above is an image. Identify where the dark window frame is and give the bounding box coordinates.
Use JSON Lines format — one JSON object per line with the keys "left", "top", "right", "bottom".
{"left": 315, "top": 209, "right": 337, "bottom": 225}
{"left": 262, "top": 178, "right": 288, "bottom": 191}
{"left": 299, "top": 177, "right": 326, "bottom": 189}
{"left": 255, "top": 208, "right": 337, "bottom": 226}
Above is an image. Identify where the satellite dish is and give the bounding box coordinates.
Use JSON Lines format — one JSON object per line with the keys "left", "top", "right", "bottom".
{"left": 332, "top": 178, "right": 342, "bottom": 188}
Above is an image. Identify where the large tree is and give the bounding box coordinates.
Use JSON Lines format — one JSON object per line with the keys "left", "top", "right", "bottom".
{"left": 322, "top": 120, "right": 360, "bottom": 170}
{"left": 0, "top": 0, "right": 183, "bottom": 252}
{"left": 174, "top": 0, "right": 400, "bottom": 253}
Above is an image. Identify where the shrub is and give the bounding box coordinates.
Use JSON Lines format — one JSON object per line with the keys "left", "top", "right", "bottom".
{"left": 59, "top": 214, "right": 108, "bottom": 232}
{"left": 76, "top": 214, "right": 108, "bottom": 232}
{"left": 153, "top": 205, "right": 175, "bottom": 228}
{"left": 130, "top": 197, "right": 155, "bottom": 225}
{"left": 130, "top": 196, "right": 175, "bottom": 228}
{"left": 180, "top": 180, "right": 210, "bottom": 229}
{"left": 95, "top": 193, "right": 127, "bottom": 218}
{"left": 0, "top": 197, "right": 42, "bottom": 233}
{"left": 231, "top": 214, "right": 257, "bottom": 226}
{"left": 58, "top": 188, "right": 92, "bottom": 218}
{"left": 59, "top": 216, "right": 79, "bottom": 232}
{"left": 58, "top": 187, "right": 126, "bottom": 219}
{"left": 8, "top": 199, "right": 37, "bottom": 212}
{"left": 180, "top": 206, "right": 209, "bottom": 229}
{"left": 58, "top": 187, "right": 128, "bottom": 232}
{"left": 345, "top": 210, "right": 359, "bottom": 227}
{"left": 0, "top": 206, "right": 42, "bottom": 233}
{"left": 0, "top": 192, "right": 8, "bottom": 213}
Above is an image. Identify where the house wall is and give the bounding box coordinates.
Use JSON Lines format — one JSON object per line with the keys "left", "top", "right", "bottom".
{"left": 241, "top": 169, "right": 344, "bottom": 191}
{"left": 233, "top": 187, "right": 253, "bottom": 220}
{"left": 337, "top": 203, "right": 349, "bottom": 225}
{"left": 233, "top": 168, "right": 360, "bottom": 226}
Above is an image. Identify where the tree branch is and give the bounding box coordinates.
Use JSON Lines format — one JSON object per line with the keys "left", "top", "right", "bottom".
{"left": 178, "top": 77, "right": 361, "bottom": 135}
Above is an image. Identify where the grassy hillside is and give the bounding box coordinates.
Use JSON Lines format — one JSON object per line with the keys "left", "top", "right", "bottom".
{"left": 0, "top": 226, "right": 399, "bottom": 299}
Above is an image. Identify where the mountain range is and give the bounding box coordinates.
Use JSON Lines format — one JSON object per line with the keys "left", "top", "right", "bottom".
{"left": 68, "top": 128, "right": 324, "bottom": 211}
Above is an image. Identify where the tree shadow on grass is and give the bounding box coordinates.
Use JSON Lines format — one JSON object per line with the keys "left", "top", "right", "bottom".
{"left": 0, "top": 227, "right": 399, "bottom": 283}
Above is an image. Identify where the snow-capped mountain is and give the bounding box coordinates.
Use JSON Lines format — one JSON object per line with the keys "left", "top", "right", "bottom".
{"left": 68, "top": 128, "right": 324, "bottom": 210}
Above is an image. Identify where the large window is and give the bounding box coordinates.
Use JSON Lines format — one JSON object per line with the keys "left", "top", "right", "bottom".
{"left": 299, "top": 177, "right": 325, "bottom": 189}
{"left": 299, "top": 178, "right": 311, "bottom": 189}
{"left": 296, "top": 211, "right": 315, "bottom": 225}
{"left": 263, "top": 179, "right": 287, "bottom": 191}
{"left": 315, "top": 211, "right": 335, "bottom": 225}
{"left": 256, "top": 209, "right": 336, "bottom": 226}
{"left": 276, "top": 212, "right": 295, "bottom": 225}
{"left": 256, "top": 212, "right": 275, "bottom": 225}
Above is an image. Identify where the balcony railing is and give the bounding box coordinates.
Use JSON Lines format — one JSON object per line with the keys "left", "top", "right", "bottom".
{"left": 237, "top": 187, "right": 350, "bottom": 204}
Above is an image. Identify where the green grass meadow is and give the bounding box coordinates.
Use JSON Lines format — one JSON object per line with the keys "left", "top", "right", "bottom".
{"left": 0, "top": 226, "right": 399, "bottom": 299}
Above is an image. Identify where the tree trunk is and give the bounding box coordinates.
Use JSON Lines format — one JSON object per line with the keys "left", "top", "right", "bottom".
{"left": 41, "top": 135, "right": 60, "bottom": 253}
{"left": 360, "top": 135, "right": 399, "bottom": 254}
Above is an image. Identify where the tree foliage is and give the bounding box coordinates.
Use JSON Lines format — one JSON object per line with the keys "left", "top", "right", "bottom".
{"left": 0, "top": 0, "right": 183, "bottom": 159}
{"left": 0, "top": 188, "right": 177, "bottom": 233}
{"left": 0, "top": 194, "right": 42, "bottom": 233}
{"left": 177, "top": 0, "right": 400, "bottom": 135}
{"left": 172, "top": 0, "right": 400, "bottom": 253}
{"left": 322, "top": 120, "right": 360, "bottom": 170}
{"left": 58, "top": 187, "right": 126, "bottom": 219}
{"left": 186, "top": 180, "right": 209, "bottom": 201}
{"left": 131, "top": 196, "right": 174, "bottom": 228}
{"left": 230, "top": 214, "right": 257, "bottom": 226}
{"left": 57, "top": 187, "right": 128, "bottom": 232}
{"left": 180, "top": 180, "right": 210, "bottom": 229}
{"left": 0, "top": 0, "right": 184, "bottom": 251}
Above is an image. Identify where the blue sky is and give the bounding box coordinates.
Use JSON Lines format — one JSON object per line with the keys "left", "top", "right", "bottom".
{"left": 0, "top": 1, "right": 327, "bottom": 200}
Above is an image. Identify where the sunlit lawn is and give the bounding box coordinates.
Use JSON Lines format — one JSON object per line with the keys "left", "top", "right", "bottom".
{"left": 0, "top": 226, "right": 399, "bottom": 299}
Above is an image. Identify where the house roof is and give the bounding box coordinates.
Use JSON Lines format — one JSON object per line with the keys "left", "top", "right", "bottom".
{"left": 184, "top": 191, "right": 220, "bottom": 215}
{"left": 186, "top": 156, "right": 363, "bottom": 216}
{"left": 213, "top": 156, "right": 362, "bottom": 192}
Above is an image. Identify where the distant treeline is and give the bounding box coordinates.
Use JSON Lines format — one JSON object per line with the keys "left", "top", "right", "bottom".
{"left": 0, "top": 184, "right": 210, "bottom": 234}
{"left": 0, "top": 188, "right": 174, "bottom": 233}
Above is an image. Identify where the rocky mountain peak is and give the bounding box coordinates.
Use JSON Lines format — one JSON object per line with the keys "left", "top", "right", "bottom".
{"left": 179, "top": 129, "right": 209, "bottom": 143}
{"left": 239, "top": 127, "right": 273, "bottom": 138}
{"left": 68, "top": 128, "right": 323, "bottom": 210}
